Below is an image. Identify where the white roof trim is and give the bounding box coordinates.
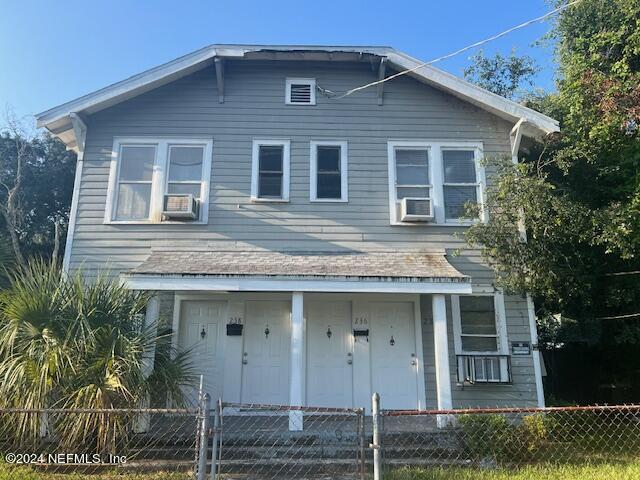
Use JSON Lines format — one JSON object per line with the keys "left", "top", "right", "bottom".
{"left": 121, "top": 274, "right": 473, "bottom": 294}
{"left": 36, "top": 44, "right": 559, "bottom": 149}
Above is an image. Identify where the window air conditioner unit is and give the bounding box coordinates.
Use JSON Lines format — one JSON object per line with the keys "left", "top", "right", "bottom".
{"left": 401, "top": 197, "right": 434, "bottom": 222}
{"left": 162, "top": 194, "right": 198, "bottom": 220}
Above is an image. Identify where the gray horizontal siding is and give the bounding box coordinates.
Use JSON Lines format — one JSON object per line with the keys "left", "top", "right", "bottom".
{"left": 70, "top": 59, "right": 513, "bottom": 280}
{"left": 420, "top": 294, "right": 538, "bottom": 409}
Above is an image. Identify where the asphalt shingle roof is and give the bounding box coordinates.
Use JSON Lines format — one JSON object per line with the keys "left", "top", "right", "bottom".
{"left": 126, "top": 250, "right": 468, "bottom": 283}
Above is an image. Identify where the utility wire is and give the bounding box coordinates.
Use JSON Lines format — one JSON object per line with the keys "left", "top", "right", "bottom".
{"left": 318, "top": 0, "right": 583, "bottom": 99}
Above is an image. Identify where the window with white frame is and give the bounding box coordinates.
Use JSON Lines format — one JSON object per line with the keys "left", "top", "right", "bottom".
{"left": 251, "top": 140, "right": 290, "bottom": 201}
{"left": 388, "top": 141, "right": 483, "bottom": 225}
{"left": 310, "top": 141, "right": 348, "bottom": 202}
{"left": 452, "top": 294, "right": 510, "bottom": 383}
{"left": 285, "top": 78, "right": 316, "bottom": 105}
{"left": 442, "top": 149, "right": 481, "bottom": 221}
{"left": 106, "top": 138, "right": 212, "bottom": 223}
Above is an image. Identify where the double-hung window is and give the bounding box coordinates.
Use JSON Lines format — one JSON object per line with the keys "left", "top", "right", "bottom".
{"left": 106, "top": 138, "right": 212, "bottom": 223}
{"left": 443, "top": 149, "right": 481, "bottom": 221}
{"left": 388, "top": 141, "right": 484, "bottom": 224}
{"left": 251, "top": 140, "right": 290, "bottom": 202}
{"left": 452, "top": 294, "right": 510, "bottom": 384}
{"left": 310, "top": 141, "right": 348, "bottom": 202}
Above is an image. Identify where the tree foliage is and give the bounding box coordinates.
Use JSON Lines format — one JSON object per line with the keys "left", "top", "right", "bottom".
{"left": 0, "top": 260, "right": 194, "bottom": 450}
{"left": 466, "top": 0, "right": 640, "bottom": 346}
{"left": 0, "top": 125, "right": 75, "bottom": 264}
{"left": 464, "top": 49, "right": 539, "bottom": 99}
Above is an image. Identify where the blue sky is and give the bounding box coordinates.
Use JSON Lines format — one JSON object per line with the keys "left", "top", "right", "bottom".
{"left": 0, "top": 0, "right": 558, "bottom": 122}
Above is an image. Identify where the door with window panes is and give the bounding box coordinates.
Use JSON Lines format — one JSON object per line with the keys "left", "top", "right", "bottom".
{"left": 454, "top": 295, "right": 509, "bottom": 383}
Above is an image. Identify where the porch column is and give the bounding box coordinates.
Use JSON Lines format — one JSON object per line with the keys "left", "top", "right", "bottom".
{"left": 289, "top": 292, "right": 305, "bottom": 431}
{"left": 432, "top": 294, "right": 452, "bottom": 411}
{"left": 134, "top": 295, "right": 159, "bottom": 433}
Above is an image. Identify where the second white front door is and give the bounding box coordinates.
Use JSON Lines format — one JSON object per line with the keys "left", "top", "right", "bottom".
{"left": 306, "top": 300, "right": 353, "bottom": 408}
{"left": 241, "top": 301, "right": 291, "bottom": 405}
{"left": 370, "top": 302, "right": 419, "bottom": 410}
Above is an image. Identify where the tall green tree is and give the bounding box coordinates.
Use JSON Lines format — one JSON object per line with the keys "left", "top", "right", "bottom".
{"left": 464, "top": 49, "right": 539, "bottom": 100}
{"left": 0, "top": 121, "right": 75, "bottom": 264}
{"left": 465, "top": 0, "right": 640, "bottom": 343}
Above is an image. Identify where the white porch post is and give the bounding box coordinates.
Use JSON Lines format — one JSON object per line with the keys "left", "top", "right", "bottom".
{"left": 289, "top": 292, "right": 305, "bottom": 430}
{"left": 432, "top": 294, "right": 453, "bottom": 411}
{"left": 134, "top": 295, "right": 159, "bottom": 433}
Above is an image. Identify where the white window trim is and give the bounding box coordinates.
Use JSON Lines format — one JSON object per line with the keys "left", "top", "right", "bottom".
{"left": 285, "top": 78, "right": 316, "bottom": 105}
{"left": 309, "top": 140, "right": 348, "bottom": 202}
{"left": 387, "top": 140, "right": 486, "bottom": 226}
{"left": 251, "top": 139, "right": 291, "bottom": 202}
{"left": 104, "top": 137, "right": 213, "bottom": 225}
{"left": 451, "top": 292, "right": 510, "bottom": 383}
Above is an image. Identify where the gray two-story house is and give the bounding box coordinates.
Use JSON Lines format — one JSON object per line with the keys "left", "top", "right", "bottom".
{"left": 36, "top": 45, "right": 557, "bottom": 417}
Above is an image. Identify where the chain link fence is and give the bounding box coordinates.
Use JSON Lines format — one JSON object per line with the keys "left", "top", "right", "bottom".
{"left": 378, "top": 404, "right": 640, "bottom": 475}
{"left": 0, "top": 406, "right": 202, "bottom": 478}
{"left": 211, "top": 401, "right": 366, "bottom": 480}
{"left": 2, "top": 398, "right": 640, "bottom": 479}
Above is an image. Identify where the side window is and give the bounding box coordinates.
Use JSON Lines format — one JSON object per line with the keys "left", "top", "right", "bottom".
{"left": 167, "top": 145, "right": 206, "bottom": 200}
{"left": 251, "top": 140, "right": 290, "bottom": 201}
{"left": 114, "top": 145, "right": 156, "bottom": 221}
{"left": 452, "top": 294, "right": 510, "bottom": 383}
{"left": 106, "top": 138, "right": 212, "bottom": 223}
{"left": 442, "top": 149, "right": 480, "bottom": 221}
{"left": 310, "top": 141, "right": 348, "bottom": 202}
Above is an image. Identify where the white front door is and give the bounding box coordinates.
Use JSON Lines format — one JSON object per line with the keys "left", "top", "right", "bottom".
{"left": 306, "top": 301, "right": 353, "bottom": 408}
{"left": 241, "top": 301, "right": 291, "bottom": 405}
{"left": 179, "top": 300, "right": 225, "bottom": 401}
{"left": 370, "top": 302, "right": 419, "bottom": 410}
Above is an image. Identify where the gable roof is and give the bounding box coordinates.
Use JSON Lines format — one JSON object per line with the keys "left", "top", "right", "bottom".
{"left": 35, "top": 44, "right": 559, "bottom": 151}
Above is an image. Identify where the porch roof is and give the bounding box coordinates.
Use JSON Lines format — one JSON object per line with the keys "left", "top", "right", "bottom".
{"left": 122, "top": 250, "right": 471, "bottom": 294}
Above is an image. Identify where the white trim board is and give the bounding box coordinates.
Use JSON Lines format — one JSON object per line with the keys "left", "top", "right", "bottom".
{"left": 122, "top": 275, "right": 473, "bottom": 294}
{"left": 35, "top": 45, "right": 559, "bottom": 152}
{"left": 62, "top": 158, "right": 83, "bottom": 274}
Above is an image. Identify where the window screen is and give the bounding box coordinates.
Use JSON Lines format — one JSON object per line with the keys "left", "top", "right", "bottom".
{"left": 258, "top": 145, "right": 284, "bottom": 198}
{"left": 167, "top": 145, "right": 205, "bottom": 199}
{"left": 395, "top": 148, "right": 430, "bottom": 200}
{"left": 115, "top": 145, "right": 155, "bottom": 220}
{"left": 459, "top": 296, "right": 498, "bottom": 352}
{"left": 442, "top": 150, "right": 479, "bottom": 220}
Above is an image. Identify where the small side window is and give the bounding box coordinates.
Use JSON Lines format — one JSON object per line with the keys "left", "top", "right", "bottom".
{"left": 251, "top": 140, "right": 290, "bottom": 202}
{"left": 442, "top": 149, "right": 480, "bottom": 221}
{"left": 310, "top": 141, "right": 348, "bottom": 202}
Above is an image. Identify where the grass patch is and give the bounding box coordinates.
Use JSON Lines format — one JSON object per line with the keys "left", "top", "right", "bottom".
{"left": 0, "top": 464, "right": 189, "bottom": 480}
{"left": 386, "top": 462, "right": 640, "bottom": 480}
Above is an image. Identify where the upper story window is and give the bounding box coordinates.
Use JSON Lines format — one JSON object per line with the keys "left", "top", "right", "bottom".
{"left": 310, "top": 141, "right": 348, "bottom": 202}
{"left": 387, "top": 141, "right": 484, "bottom": 225}
{"left": 452, "top": 294, "right": 510, "bottom": 383}
{"left": 251, "top": 140, "right": 290, "bottom": 202}
{"left": 105, "top": 138, "right": 212, "bottom": 224}
{"left": 285, "top": 78, "right": 316, "bottom": 105}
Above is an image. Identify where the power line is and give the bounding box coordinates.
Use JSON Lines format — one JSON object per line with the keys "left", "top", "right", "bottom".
{"left": 318, "top": 0, "right": 583, "bottom": 100}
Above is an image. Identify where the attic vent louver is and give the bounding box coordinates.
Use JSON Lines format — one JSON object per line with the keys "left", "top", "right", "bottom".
{"left": 286, "top": 78, "right": 316, "bottom": 105}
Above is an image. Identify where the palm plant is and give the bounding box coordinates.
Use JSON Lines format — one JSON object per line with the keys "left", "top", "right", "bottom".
{"left": 0, "top": 259, "right": 193, "bottom": 452}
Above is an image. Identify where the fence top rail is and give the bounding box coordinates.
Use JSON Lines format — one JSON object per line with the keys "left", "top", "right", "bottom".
{"left": 222, "top": 402, "right": 364, "bottom": 414}
{"left": 0, "top": 407, "right": 199, "bottom": 414}
{"left": 381, "top": 404, "right": 640, "bottom": 416}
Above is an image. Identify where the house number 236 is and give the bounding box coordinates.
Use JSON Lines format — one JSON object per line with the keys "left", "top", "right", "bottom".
{"left": 354, "top": 317, "right": 368, "bottom": 325}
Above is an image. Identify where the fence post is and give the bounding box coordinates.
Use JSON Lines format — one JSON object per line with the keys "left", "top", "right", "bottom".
{"left": 197, "top": 393, "right": 211, "bottom": 480}
{"left": 358, "top": 408, "right": 366, "bottom": 480}
{"left": 209, "top": 399, "right": 221, "bottom": 480}
{"left": 371, "top": 392, "right": 382, "bottom": 480}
